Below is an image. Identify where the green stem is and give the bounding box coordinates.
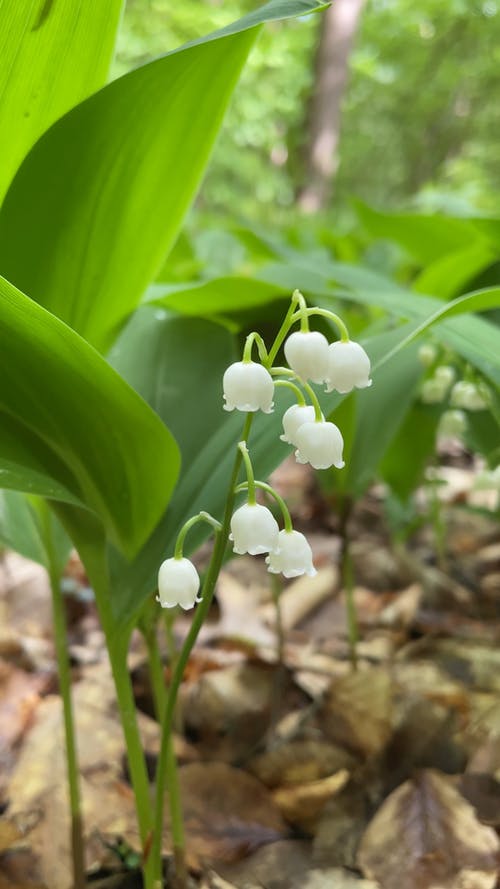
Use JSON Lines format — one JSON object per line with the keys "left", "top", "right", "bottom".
{"left": 274, "top": 379, "right": 307, "bottom": 406}
{"left": 235, "top": 480, "right": 293, "bottom": 532}
{"left": 86, "top": 555, "right": 157, "bottom": 889}
{"left": 174, "top": 511, "right": 221, "bottom": 560}
{"left": 339, "top": 500, "right": 358, "bottom": 671}
{"left": 271, "top": 368, "right": 323, "bottom": 421}
{"left": 293, "top": 289, "right": 310, "bottom": 332}
{"left": 238, "top": 440, "right": 256, "bottom": 504}
{"left": 343, "top": 541, "right": 358, "bottom": 671}
{"left": 144, "top": 625, "right": 187, "bottom": 889}
{"left": 39, "top": 504, "right": 85, "bottom": 889}
{"left": 291, "top": 307, "right": 349, "bottom": 342}
{"left": 266, "top": 293, "right": 302, "bottom": 368}
{"left": 144, "top": 623, "right": 166, "bottom": 722}
{"left": 267, "top": 572, "right": 286, "bottom": 743}
{"left": 151, "top": 413, "right": 254, "bottom": 884}
{"left": 243, "top": 331, "right": 268, "bottom": 364}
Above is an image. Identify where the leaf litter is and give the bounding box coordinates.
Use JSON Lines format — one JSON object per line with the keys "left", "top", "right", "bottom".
{"left": 1, "top": 457, "right": 500, "bottom": 887}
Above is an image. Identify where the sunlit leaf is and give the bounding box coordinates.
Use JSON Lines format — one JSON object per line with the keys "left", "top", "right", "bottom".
{"left": 0, "top": 0, "right": 123, "bottom": 202}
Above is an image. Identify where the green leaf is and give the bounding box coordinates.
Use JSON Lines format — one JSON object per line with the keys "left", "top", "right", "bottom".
{"left": 0, "top": 275, "right": 180, "bottom": 556}
{"left": 413, "top": 242, "right": 498, "bottom": 300}
{"left": 146, "top": 277, "right": 283, "bottom": 317}
{"left": 380, "top": 405, "right": 440, "bottom": 501}
{"left": 106, "top": 308, "right": 238, "bottom": 624}
{"left": 0, "top": 0, "right": 124, "bottom": 203}
{"left": 0, "top": 0, "right": 327, "bottom": 351}
{"left": 0, "top": 490, "right": 71, "bottom": 570}
{"left": 354, "top": 202, "right": 493, "bottom": 265}
{"left": 329, "top": 326, "right": 423, "bottom": 498}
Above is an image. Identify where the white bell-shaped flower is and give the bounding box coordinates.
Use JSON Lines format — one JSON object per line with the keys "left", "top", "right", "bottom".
{"left": 295, "top": 420, "right": 345, "bottom": 470}
{"left": 230, "top": 502, "right": 280, "bottom": 555}
{"left": 266, "top": 529, "right": 317, "bottom": 578}
{"left": 280, "top": 404, "right": 318, "bottom": 445}
{"left": 450, "top": 381, "right": 488, "bottom": 411}
{"left": 325, "top": 341, "right": 372, "bottom": 394}
{"left": 223, "top": 361, "right": 274, "bottom": 413}
{"left": 157, "top": 557, "right": 201, "bottom": 610}
{"left": 284, "top": 331, "right": 329, "bottom": 383}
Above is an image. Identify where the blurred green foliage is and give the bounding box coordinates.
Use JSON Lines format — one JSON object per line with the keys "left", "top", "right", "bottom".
{"left": 117, "top": 0, "right": 500, "bottom": 220}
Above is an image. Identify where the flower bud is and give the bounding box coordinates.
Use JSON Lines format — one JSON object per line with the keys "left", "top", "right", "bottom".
{"left": 284, "top": 331, "right": 329, "bottom": 383}
{"left": 294, "top": 420, "right": 345, "bottom": 470}
{"left": 435, "top": 365, "right": 456, "bottom": 387}
{"left": 450, "top": 381, "right": 488, "bottom": 411}
{"left": 438, "top": 409, "right": 467, "bottom": 439}
{"left": 280, "top": 404, "right": 318, "bottom": 445}
{"left": 266, "top": 529, "right": 317, "bottom": 578}
{"left": 223, "top": 361, "right": 274, "bottom": 413}
{"left": 418, "top": 343, "right": 438, "bottom": 368}
{"left": 325, "top": 341, "right": 372, "bottom": 394}
{"left": 230, "top": 503, "right": 280, "bottom": 555}
{"left": 420, "top": 378, "right": 447, "bottom": 404}
{"left": 157, "top": 557, "right": 201, "bottom": 610}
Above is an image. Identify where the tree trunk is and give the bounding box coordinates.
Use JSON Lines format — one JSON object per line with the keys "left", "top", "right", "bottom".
{"left": 298, "top": 0, "right": 366, "bottom": 213}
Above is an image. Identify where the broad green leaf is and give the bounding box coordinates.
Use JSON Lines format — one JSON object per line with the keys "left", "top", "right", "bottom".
{"left": 0, "top": 275, "right": 180, "bottom": 556}
{"left": 0, "top": 490, "right": 71, "bottom": 570}
{"left": 0, "top": 0, "right": 123, "bottom": 202}
{"left": 354, "top": 202, "right": 493, "bottom": 265}
{"left": 330, "top": 329, "right": 423, "bottom": 499}
{"left": 107, "top": 309, "right": 238, "bottom": 624}
{"left": 413, "top": 242, "right": 498, "bottom": 299}
{"left": 0, "top": 0, "right": 327, "bottom": 351}
{"left": 146, "top": 278, "right": 283, "bottom": 316}
{"left": 380, "top": 404, "right": 440, "bottom": 501}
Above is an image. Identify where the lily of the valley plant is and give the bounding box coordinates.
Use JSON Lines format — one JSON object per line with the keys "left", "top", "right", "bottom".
{"left": 153, "top": 289, "right": 372, "bottom": 883}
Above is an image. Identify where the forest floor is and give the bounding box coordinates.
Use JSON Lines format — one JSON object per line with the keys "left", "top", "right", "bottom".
{"left": 0, "top": 456, "right": 499, "bottom": 889}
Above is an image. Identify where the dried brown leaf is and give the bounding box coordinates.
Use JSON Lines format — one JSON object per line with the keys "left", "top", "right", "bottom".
{"left": 458, "top": 774, "right": 500, "bottom": 827}
{"left": 182, "top": 662, "right": 304, "bottom": 761}
{"left": 215, "top": 839, "right": 312, "bottom": 889}
{"left": 320, "top": 668, "right": 393, "bottom": 758}
{"left": 172, "top": 762, "right": 287, "bottom": 866}
{"left": 358, "top": 769, "right": 500, "bottom": 889}
{"left": 248, "top": 740, "right": 355, "bottom": 788}
{"left": 4, "top": 665, "right": 157, "bottom": 889}
{"left": 272, "top": 769, "right": 350, "bottom": 833}
{"left": 313, "top": 782, "right": 370, "bottom": 870}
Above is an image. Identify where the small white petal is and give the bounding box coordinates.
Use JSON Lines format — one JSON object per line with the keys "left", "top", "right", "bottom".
{"left": 284, "top": 331, "right": 330, "bottom": 383}
{"left": 266, "top": 529, "right": 317, "bottom": 578}
{"left": 325, "top": 341, "right": 372, "bottom": 394}
{"left": 280, "top": 404, "right": 318, "bottom": 445}
{"left": 229, "top": 502, "right": 279, "bottom": 555}
{"left": 157, "top": 557, "right": 200, "bottom": 610}
{"left": 294, "top": 420, "right": 345, "bottom": 470}
{"left": 223, "top": 361, "right": 274, "bottom": 413}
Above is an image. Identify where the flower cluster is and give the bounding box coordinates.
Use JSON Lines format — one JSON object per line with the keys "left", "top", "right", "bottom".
{"left": 222, "top": 295, "right": 371, "bottom": 473}
{"left": 157, "top": 291, "right": 373, "bottom": 610}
